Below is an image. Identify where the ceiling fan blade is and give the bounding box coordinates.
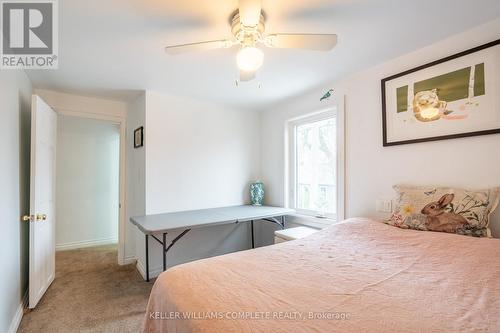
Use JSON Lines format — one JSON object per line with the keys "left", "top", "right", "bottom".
{"left": 165, "top": 39, "right": 233, "bottom": 55}
{"left": 239, "top": 69, "right": 256, "bottom": 82}
{"left": 265, "top": 34, "right": 338, "bottom": 51}
{"left": 238, "top": 0, "right": 262, "bottom": 27}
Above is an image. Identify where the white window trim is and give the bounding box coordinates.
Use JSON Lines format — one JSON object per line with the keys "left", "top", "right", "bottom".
{"left": 284, "top": 95, "right": 346, "bottom": 226}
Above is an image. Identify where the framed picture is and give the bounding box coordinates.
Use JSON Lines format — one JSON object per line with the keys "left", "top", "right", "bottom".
{"left": 382, "top": 39, "right": 500, "bottom": 146}
{"left": 134, "top": 126, "right": 143, "bottom": 148}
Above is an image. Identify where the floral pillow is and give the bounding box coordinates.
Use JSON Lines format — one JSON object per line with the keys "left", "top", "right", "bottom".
{"left": 387, "top": 185, "right": 500, "bottom": 237}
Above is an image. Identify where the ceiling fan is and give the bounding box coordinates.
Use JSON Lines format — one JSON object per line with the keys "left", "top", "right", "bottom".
{"left": 164, "top": 0, "right": 338, "bottom": 82}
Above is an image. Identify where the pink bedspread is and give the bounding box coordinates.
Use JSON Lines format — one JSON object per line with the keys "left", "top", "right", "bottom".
{"left": 144, "top": 218, "right": 500, "bottom": 332}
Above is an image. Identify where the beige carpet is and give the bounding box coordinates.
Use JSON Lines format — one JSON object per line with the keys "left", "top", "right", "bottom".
{"left": 18, "top": 245, "right": 153, "bottom": 333}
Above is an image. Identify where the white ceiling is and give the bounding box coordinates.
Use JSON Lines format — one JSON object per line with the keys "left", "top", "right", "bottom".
{"left": 26, "top": 0, "right": 500, "bottom": 110}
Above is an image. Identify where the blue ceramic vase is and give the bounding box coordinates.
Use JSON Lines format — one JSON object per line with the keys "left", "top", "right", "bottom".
{"left": 250, "top": 182, "right": 264, "bottom": 206}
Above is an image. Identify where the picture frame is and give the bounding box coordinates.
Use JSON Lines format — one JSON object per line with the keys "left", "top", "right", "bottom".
{"left": 134, "top": 126, "right": 143, "bottom": 148}
{"left": 381, "top": 39, "right": 500, "bottom": 146}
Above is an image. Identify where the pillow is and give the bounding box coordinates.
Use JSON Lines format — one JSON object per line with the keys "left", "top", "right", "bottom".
{"left": 387, "top": 185, "right": 500, "bottom": 237}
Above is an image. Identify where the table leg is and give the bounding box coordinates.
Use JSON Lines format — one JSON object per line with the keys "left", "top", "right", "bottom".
{"left": 251, "top": 220, "right": 255, "bottom": 249}
{"left": 162, "top": 232, "right": 167, "bottom": 271}
{"left": 145, "top": 234, "right": 150, "bottom": 282}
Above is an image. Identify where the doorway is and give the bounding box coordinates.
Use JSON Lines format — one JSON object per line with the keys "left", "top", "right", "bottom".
{"left": 55, "top": 116, "right": 120, "bottom": 250}
{"left": 26, "top": 95, "right": 128, "bottom": 309}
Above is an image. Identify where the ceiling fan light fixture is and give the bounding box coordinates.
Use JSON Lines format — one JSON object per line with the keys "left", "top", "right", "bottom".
{"left": 236, "top": 46, "right": 264, "bottom": 72}
{"left": 164, "top": 1, "right": 338, "bottom": 82}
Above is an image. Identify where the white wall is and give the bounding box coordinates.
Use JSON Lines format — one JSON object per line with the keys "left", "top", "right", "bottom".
{"left": 56, "top": 116, "right": 120, "bottom": 250}
{"left": 261, "top": 19, "right": 500, "bottom": 237}
{"left": 145, "top": 91, "right": 260, "bottom": 213}
{"left": 35, "top": 89, "right": 127, "bottom": 119}
{"left": 133, "top": 91, "right": 261, "bottom": 278}
{"left": 0, "top": 70, "right": 32, "bottom": 332}
{"left": 126, "top": 93, "right": 146, "bottom": 263}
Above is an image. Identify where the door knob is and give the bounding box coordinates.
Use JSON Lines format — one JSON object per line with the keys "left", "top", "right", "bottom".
{"left": 22, "top": 215, "right": 34, "bottom": 222}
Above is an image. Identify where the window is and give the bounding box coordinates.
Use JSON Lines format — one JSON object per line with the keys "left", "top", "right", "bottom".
{"left": 288, "top": 111, "right": 338, "bottom": 219}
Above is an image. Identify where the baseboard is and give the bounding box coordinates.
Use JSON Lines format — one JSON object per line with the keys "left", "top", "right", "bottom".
{"left": 56, "top": 237, "right": 118, "bottom": 251}
{"left": 136, "top": 259, "right": 163, "bottom": 281}
{"left": 120, "top": 255, "right": 137, "bottom": 266}
{"left": 8, "top": 290, "right": 28, "bottom": 333}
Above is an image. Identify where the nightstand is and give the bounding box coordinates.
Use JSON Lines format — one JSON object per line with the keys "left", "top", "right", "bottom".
{"left": 274, "top": 226, "right": 318, "bottom": 244}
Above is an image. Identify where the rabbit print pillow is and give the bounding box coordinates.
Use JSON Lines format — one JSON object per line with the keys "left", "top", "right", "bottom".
{"left": 387, "top": 185, "right": 500, "bottom": 237}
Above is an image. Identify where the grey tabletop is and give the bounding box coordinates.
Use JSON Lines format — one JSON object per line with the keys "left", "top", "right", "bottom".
{"left": 130, "top": 205, "right": 295, "bottom": 234}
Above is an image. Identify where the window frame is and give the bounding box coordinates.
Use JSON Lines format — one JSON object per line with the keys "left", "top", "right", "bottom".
{"left": 285, "top": 102, "right": 345, "bottom": 225}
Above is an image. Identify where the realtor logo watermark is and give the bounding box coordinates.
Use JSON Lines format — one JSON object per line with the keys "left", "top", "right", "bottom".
{"left": 1, "top": 0, "right": 58, "bottom": 69}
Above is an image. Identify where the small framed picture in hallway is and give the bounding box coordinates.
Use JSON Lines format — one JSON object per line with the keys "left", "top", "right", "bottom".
{"left": 134, "top": 126, "right": 143, "bottom": 148}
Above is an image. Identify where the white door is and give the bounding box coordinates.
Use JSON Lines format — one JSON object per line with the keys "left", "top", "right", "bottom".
{"left": 28, "top": 95, "right": 57, "bottom": 308}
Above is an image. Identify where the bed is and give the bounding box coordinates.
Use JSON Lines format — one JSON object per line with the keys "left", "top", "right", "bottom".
{"left": 143, "top": 218, "right": 500, "bottom": 332}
